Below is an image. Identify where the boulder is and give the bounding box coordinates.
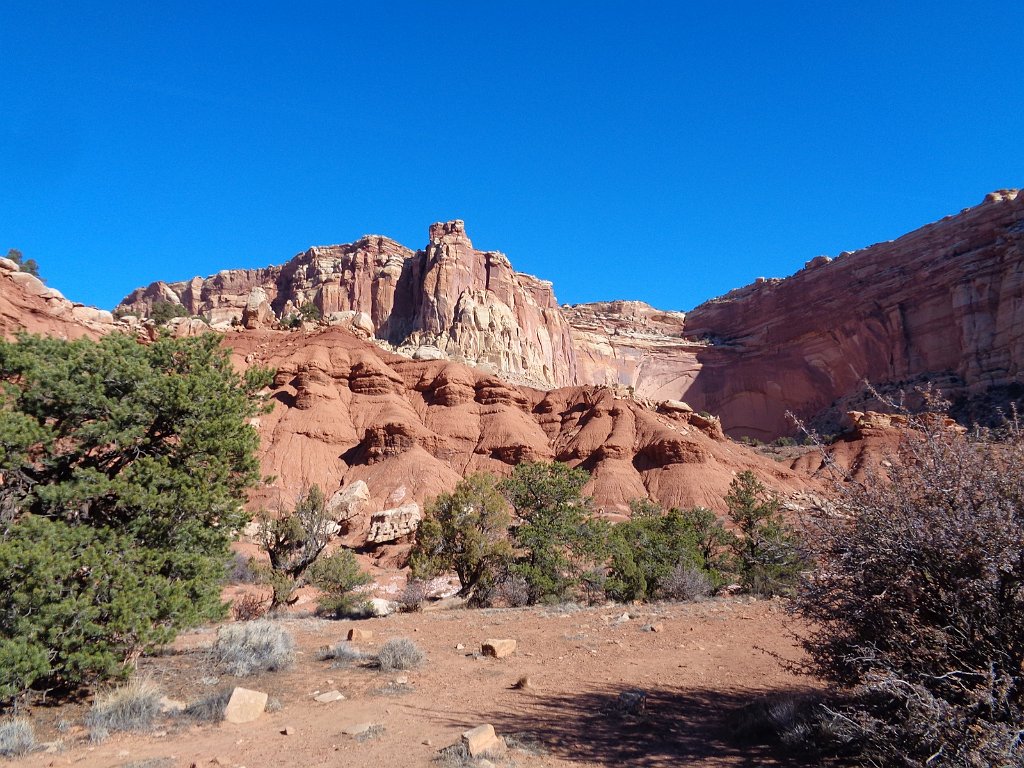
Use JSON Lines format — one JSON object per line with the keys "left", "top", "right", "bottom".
{"left": 460, "top": 724, "right": 506, "bottom": 757}
{"left": 347, "top": 628, "right": 373, "bottom": 642}
{"left": 327, "top": 480, "right": 370, "bottom": 523}
{"left": 223, "top": 687, "right": 268, "bottom": 724}
{"left": 481, "top": 639, "right": 516, "bottom": 659}
{"left": 366, "top": 502, "right": 421, "bottom": 544}
{"left": 313, "top": 690, "right": 345, "bottom": 703}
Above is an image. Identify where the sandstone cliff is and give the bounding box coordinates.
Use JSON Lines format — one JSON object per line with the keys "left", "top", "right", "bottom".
{"left": 679, "top": 189, "right": 1024, "bottom": 438}
{"left": 118, "top": 221, "right": 578, "bottom": 389}
{"left": 0, "top": 256, "right": 114, "bottom": 340}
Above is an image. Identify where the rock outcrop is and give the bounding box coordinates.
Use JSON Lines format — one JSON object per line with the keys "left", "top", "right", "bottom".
{"left": 676, "top": 189, "right": 1024, "bottom": 438}
{"left": 118, "top": 221, "right": 578, "bottom": 388}
{"left": 230, "top": 325, "right": 811, "bottom": 552}
{"left": 0, "top": 257, "right": 115, "bottom": 340}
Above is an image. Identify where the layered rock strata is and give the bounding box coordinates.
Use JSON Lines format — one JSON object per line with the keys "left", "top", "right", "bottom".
{"left": 118, "top": 221, "right": 577, "bottom": 389}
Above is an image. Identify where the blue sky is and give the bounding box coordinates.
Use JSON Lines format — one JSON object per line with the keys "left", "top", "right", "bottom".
{"left": 2, "top": 2, "right": 1022, "bottom": 311}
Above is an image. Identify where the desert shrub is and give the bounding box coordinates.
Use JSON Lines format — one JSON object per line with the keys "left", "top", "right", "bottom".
{"left": 0, "top": 717, "right": 36, "bottom": 757}
{"left": 85, "top": 677, "right": 163, "bottom": 742}
{"left": 661, "top": 563, "right": 714, "bottom": 601}
{"left": 483, "top": 574, "right": 531, "bottom": 607}
{"left": 795, "top": 410, "right": 1024, "bottom": 766}
{"left": 398, "top": 579, "right": 430, "bottom": 612}
{"left": 0, "top": 334, "right": 268, "bottom": 701}
{"left": 256, "top": 486, "right": 369, "bottom": 614}
{"left": 180, "top": 689, "right": 233, "bottom": 723}
{"left": 501, "top": 462, "right": 600, "bottom": 604}
{"left": 227, "top": 552, "right": 260, "bottom": 584}
{"left": 375, "top": 638, "right": 424, "bottom": 672}
{"left": 771, "top": 436, "right": 797, "bottom": 447}
{"left": 5, "top": 249, "right": 39, "bottom": 279}
{"left": 231, "top": 592, "right": 270, "bottom": 622}
{"left": 604, "top": 506, "right": 727, "bottom": 601}
{"left": 309, "top": 549, "right": 372, "bottom": 618}
{"left": 148, "top": 300, "right": 189, "bottom": 325}
{"left": 410, "top": 473, "right": 513, "bottom": 598}
{"left": 297, "top": 302, "right": 321, "bottom": 322}
{"left": 317, "top": 643, "right": 366, "bottom": 666}
{"left": 725, "top": 471, "right": 805, "bottom": 596}
{"left": 211, "top": 620, "right": 295, "bottom": 677}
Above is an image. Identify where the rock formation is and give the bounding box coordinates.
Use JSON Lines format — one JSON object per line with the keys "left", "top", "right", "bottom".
{"left": 0, "top": 257, "right": 115, "bottom": 340}
{"left": 228, "top": 325, "right": 811, "bottom": 556}
{"left": 118, "top": 221, "right": 578, "bottom": 389}
{"left": 677, "top": 189, "right": 1024, "bottom": 438}
{"left": 118, "top": 190, "right": 1024, "bottom": 439}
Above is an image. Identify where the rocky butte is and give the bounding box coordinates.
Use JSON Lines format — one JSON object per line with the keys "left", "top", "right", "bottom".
{"left": 118, "top": 220, "right": 578, "bottom": 390}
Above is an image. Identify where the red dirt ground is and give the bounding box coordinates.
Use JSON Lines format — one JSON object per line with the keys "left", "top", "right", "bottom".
{"left": 9, "top": 598, "right": 817, "bottom": 768}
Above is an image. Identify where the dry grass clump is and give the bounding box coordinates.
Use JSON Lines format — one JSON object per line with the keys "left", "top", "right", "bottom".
{"left": 180, "top": 689, "right": 233, "bottom": 723}
{"left": 316, "top": 642, "right": 367, "bottom": 667}
{"left": 211, "top": 619, "right": 295, "bottom": 676}
{"left": 0, "top": 717, "right": 36, "bottom": 757}
{"left": 86, "top": 677, "right": 163, "bottom": 742}
{"left": 374, "top": 638, "right": 424, "bottom": 672}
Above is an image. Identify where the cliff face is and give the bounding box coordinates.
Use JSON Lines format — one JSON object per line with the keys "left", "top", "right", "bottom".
{"left": 119, "top": 189, "right": 1024, "bottom": 438}
{"left": 679, "top": 189, "right": 1024, "bottom": 438}
{"left": 118, "top": 221, "right": 578, "bottom": 389}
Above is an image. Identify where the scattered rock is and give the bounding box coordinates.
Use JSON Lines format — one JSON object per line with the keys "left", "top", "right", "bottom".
{"left": 366, "top": 501, "right": 422, "bottom": 544}
{"left": 481, "top": 638, "right": 517, "bottom": 658}
{"left": 340, "top": 722, "right": 374, "bottom": 736}
{"left": 347, "top": 628, "right": 373, "bottom": 642}
{"left": 455, "top": 643, "right": 465, "bottom": 650}
{"left": 640, "top": 623, "right": 664, "bottom": 632}
{"left": 327, "top": 480, "right": 370, "bottom": 522}
{"left": 367, "top": 597, "right": 395, "bottom": 617}
{"left": 282, "top": 725, "right": 295, "bottom": 736}
{"left": 460, "top": 724, "right": 506, "bottom": 757}
{"left": 314, "top": 690, "right": 345, "bottom": 703}
{"left": 223, "top": 687, "right": 268, "bottom": 724}
{"left": 159, "top": 695, "right": 186, "bottom": 714}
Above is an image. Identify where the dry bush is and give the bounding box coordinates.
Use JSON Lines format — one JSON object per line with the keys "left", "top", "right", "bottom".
{"left": 211, "top": 620, "right": 295, "bottom": 677}
{"left": 794, "top": 399, "right": 1024, "bottom": 766}
{"left": 86, "top": 677, "right": 163, "bottom": 742}
{"left": 180, "top": 689, "right": 233, "bottom": 723}
{"left": 226, "top": 552, "right": 260, "bottom": 584}
{"left": 0, "top": 717, "right": 36, "bottom": 757}
{"left": 399, "top": 579, "right": 430, "bottom": 612}
{"left": 317, "top": 643, "right": 366, "bottom": 667}
{"left": 231, "top": 592, "right": 270, "bottom": 621}
{"left": 375, "top": 638, "right": 424, "bottom": 672}
{"left": 661, "top": 563, "right": 714, "bottom": 601}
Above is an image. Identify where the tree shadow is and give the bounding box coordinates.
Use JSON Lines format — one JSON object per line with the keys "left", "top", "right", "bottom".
{"left": 433, "top": 684, "right": 820, "bottom": 767}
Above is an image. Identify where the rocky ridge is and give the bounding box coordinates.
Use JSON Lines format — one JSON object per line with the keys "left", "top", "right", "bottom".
{"left": 118, "top": 221, "right": 577, "bottom": 389}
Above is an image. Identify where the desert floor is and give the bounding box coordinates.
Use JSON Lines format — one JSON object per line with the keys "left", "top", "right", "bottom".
{"left": 10, "top": 598, "right": 818, "bottom": 768}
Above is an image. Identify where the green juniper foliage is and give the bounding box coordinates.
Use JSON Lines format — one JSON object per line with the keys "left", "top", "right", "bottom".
{"left": 0, "top": 333, "right": 270, "bottom": 701}
{"left": 409, "top": 473, "right": 513, "bottom": 597}
{"left": 500, "top": 461, "right": 600, "bottom": 604}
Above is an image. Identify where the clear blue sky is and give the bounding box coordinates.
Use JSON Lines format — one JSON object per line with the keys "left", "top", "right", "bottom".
{"left": 2, "top": 2, "right": 1022, "bottom": 311}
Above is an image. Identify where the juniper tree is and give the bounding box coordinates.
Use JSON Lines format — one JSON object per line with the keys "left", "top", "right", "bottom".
{"left": 0, "top": 333, "right": 270, "bottom": 700}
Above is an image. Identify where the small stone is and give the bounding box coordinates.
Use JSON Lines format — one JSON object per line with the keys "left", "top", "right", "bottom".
{"left": 341, "top": 722, "right": 374, "bottom": 736}
{"left": 461, "top": 724, "right": 504, "bottom": 757}
{"left": 512, "top": 675, "right": 533, "bottom": 690}
{"left": 481, "top": 638, "right": 517, "bottom": 658}
{"left": 282, "top": 726, "right": 295, "bottom": 736}
{"left": 455, "top": 643, "right": 465, "bottom": 650}
{"left": 224, "top": 687, "right": 268, "bottom": 724}
{"left": 314, "top": 690, "right": 345, "bottom": 703}
{"left": 347, "top": 628, "right": 373, "bottom": 642}
{"left": 393, "top": 675, "right": 408, "bottom": 685}
{"left": 640, "top": 623, "right": 664, "bottom": 632}
{"left": 422, "top": 739, "right": 433, "bottom": 746}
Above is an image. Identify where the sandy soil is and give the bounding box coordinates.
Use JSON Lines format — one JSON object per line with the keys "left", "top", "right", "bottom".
{"left": 9, "top": 598, "right": 816, "bottom": 768}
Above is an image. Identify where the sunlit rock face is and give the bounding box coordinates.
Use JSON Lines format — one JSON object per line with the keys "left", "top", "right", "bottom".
{"left": 118, "top": 221, "right": 577, "bottom": 389}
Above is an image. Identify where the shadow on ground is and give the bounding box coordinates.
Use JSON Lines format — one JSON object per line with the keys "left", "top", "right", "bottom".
{"left": 436, "top": 684, "right": 819, "bottom": 767}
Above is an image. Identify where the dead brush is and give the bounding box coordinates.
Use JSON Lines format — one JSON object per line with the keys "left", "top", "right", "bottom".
{"left": 211, "top": 619, "right": 295, "bottom": 676}
{"left": 0, "top": 717, "right": 36, "bottom": 757}
{"left": 86, "top": 677, "right": 163, "bottom": 742}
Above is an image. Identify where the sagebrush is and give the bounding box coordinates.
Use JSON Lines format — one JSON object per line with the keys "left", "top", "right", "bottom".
{"left": 211, "top": 620, "right": 295, "bottom": 677}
